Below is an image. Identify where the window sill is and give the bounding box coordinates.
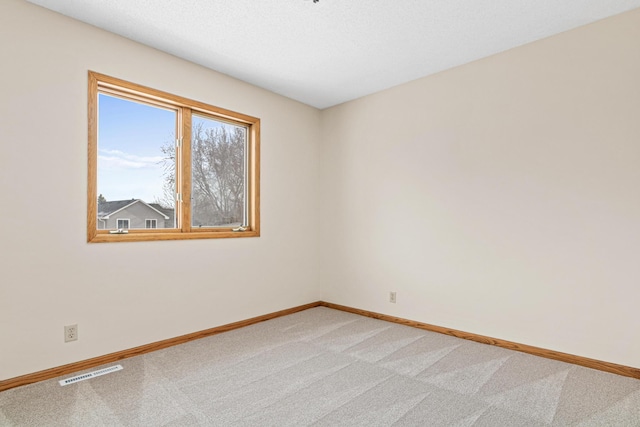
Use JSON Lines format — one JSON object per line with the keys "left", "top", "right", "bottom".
{"left": 88, "top": 229, "right": 259, "bottom": 243}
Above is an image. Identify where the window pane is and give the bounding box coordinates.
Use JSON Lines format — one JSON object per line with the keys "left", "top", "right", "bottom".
{"left": 191, "top": 115, "right": 247, "bottom": 228}
{"left": 97, "top": 93, "right": 177, "bottom": 230}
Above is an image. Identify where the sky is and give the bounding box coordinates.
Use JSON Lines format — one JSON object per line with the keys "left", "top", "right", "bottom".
{"left": 97, "top": 93, "right": 242, "bottom": 207}
{"left": 97, "top": 93, "right": 176, "bottom": 203}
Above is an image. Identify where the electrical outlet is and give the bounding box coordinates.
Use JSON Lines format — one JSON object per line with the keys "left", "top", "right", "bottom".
{"left": 64, "top": 324, "right": 78, "bottom": 342}
{"left": 389, "top": 291, "right": 397, "bottom": 303}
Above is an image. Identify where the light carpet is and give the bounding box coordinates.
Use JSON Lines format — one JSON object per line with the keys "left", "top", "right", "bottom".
{"left": 1, "top": 307, "right": 639, "bottom": 426}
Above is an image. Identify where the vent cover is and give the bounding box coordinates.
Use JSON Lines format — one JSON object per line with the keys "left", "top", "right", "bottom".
{"left": 58, "top": 365, "right": 123, "bottom": 386}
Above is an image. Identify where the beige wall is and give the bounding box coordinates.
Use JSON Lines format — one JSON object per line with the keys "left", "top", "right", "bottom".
{"left": 2, "top": 0, "right": 639, "bottom": 381}
{"left": 320, "top": 9, "right": 640, "bottom": 368}
{"left": 0, "top": 0, "right": 322, "bottom": 380}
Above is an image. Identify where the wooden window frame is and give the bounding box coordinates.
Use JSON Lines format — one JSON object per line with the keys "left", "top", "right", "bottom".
{"left": 87, "top": 71, "right": 260, "bottom": 243}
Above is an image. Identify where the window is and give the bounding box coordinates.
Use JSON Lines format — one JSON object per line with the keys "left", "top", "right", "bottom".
{"left": 116, "top": 219, "right": 130, "bottom": 230}
{"left": 88, "top": 71, "right": 260, "bottom": 243}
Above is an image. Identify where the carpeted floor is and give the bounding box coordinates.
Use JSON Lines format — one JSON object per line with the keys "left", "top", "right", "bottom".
{"left": 1, "top": 307, "right": 639, "bottom": 426}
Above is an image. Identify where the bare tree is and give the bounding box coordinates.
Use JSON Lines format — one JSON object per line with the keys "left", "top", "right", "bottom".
{"left": 155, "top": 143, "right": 177, "bottom": 209}
{"left": 158, "top": 122, "right": 245, "bottom": 226}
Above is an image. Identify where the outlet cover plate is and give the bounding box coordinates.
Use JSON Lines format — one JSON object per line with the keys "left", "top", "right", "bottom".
{"left": 64, "top": 324, "right": 78, "bottom": 342}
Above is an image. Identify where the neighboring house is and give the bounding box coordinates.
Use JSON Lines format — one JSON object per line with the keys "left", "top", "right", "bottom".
{"left": 97, "top": 199, "right": 174, "bottom": 230}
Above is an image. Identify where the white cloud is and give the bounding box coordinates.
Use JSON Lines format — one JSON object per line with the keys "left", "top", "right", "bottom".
{"left": 97, "top": 148, "right": 170, "bottom": 201}
{"left": 98, "top": 149, "right": 164, "bottom": 170}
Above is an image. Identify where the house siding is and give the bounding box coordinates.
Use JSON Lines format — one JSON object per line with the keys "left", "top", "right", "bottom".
{"left": 99, "top": 202, "right": 169, "bottom": 230}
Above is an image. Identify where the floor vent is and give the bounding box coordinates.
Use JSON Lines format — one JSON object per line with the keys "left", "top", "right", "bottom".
{"left": 58, "top": 365, "right": 123, "bottom": 386}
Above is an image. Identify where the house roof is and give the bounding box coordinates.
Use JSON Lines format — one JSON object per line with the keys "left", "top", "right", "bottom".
{"left": 98, "top": 199, "right": 170, "bottom": 219}
{"left": 98, "top": 200, "right": 135, "bottom": 217}
{"left": 149, "top": 203, "right": 175, "bottom": 224}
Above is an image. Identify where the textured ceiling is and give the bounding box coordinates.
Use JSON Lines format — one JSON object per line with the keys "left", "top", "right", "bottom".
{"left": 27, "top": 0, "right": 640, "bottom": 109}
